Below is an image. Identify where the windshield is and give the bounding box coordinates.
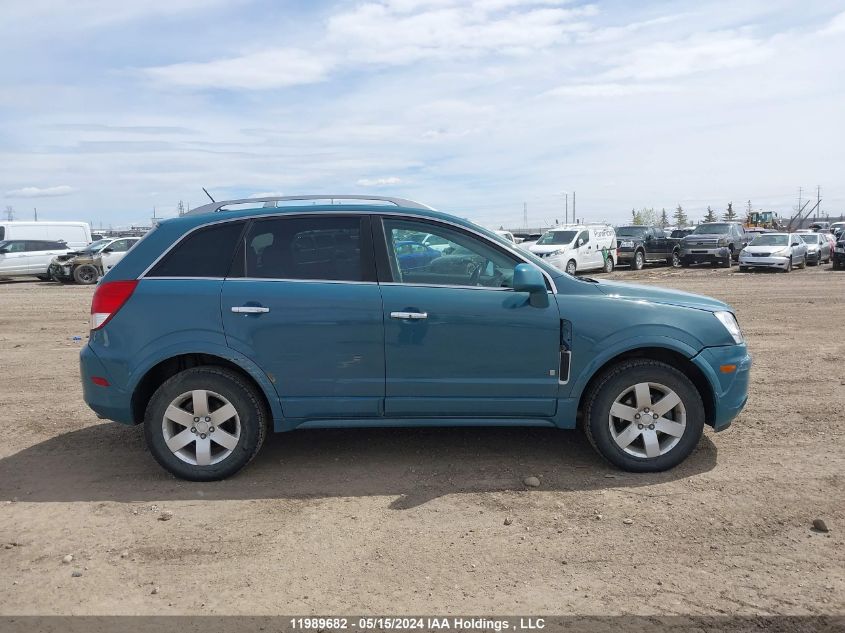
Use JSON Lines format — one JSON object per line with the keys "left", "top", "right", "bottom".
{"left": 670, "top": 229, "right": 689, "bottom": 238}
{"left": 750, "top": 234, "right": 788, "bottom": 246}
{"left": 799, "top": 234, "right": 819, "bottom": 244}
{"left": 80, "top": 239, "right": 111, "bottom": 254}
{"left": 692, "top": 223, "right": 731, "bottom": 234}
{"left": 615, "top": 226, "right": 647, "bottom": 237}
{"left": 536, "top": 230, "right": 578, "bottom": 246}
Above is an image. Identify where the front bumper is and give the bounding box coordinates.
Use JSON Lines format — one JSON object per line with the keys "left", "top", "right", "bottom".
{"left": 616, "top": 249, "right": 636, "bottom": 264}
{"left": 48, "top": 262, "right": 74, "bottom": 280}
{"left": 681, "top": 246, "right": 729, "bottom": 264}
{"left": 739, "top": 254, "right": 790, "bottom": 269}
{"left": 692, "top": 344, "right": 752, "bottom": 431}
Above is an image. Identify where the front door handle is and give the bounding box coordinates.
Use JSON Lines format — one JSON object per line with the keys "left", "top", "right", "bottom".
{"left": 231, "top": 306, "right": 270, "bottom": 314}
{"left": 390, "top": 311, "right": 428, "bottom": 320}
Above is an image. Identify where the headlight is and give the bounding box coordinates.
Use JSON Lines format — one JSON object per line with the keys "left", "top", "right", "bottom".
{"left": 543, "top": 250, "right": 561, "bottom": 258}
{"left": 774, "top": 247, "right": 791, "bottom": 257}
{"left": 718, "top": 238, "right": 728, "bottom": 246}
{"left": 714, "top": 311, "right": 743, "bottom": 344}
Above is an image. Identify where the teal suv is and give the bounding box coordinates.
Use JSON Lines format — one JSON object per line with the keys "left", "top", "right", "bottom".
{"left": 80, "top": 195, "right": 751, "bottom": 480}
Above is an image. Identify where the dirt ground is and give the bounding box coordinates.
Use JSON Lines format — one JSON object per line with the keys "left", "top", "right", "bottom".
{"left": 0, "top": 263, "right": 843, "bottom": 617}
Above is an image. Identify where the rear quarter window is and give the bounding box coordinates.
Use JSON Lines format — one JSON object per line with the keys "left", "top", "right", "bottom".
{"left": 147, "top": 221, "right": 246, "bottom": 278}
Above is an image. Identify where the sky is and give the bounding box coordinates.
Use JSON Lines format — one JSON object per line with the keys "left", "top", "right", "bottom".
{"left": 1, "top": 0, "right": 844, "bottom": 230}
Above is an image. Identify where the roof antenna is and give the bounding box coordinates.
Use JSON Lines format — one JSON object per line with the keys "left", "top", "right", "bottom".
{"left": 202, "top": 187, "right": 215, "bottom": 203}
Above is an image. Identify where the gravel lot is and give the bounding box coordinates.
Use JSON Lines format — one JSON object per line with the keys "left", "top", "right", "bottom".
{"left": 0, "top": 265, "right": 843, "bottom": 616}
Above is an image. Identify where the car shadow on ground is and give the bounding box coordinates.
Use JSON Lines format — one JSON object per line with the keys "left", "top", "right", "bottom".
{"left": 0, "top": 423, "right": 717, "bottom": 509}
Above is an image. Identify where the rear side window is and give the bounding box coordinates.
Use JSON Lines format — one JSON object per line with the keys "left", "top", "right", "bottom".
{"left": 237, "top": 216, "right": 366, "bottom": 281}
{"left": 148, "top": 221, "right": 245, "bottom": 278}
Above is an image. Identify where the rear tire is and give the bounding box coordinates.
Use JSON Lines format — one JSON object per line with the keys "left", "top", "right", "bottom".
{"left": 582, "top": 359, "right": 704, "bottom": 472}
{"left": 565, "top": 259, "right": 577, "bottom": 276}
{"left": 144, "top": 366, "right": 268, "bottom": 481}
{"left": 73, "top": 264, "right": 99, "bottom": 285}
{"left": 603, "top": 255, "right": 614, "bottom": 273}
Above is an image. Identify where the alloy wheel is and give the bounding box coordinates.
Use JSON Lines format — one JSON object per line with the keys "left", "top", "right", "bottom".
{"left": 608, "top": 382, "right": 687, "bottom": 458}
{"left": 161, "top": 389, "right": 241, "bottom": 466}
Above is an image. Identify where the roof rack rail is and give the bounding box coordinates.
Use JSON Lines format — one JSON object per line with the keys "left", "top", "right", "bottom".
{"left": 187, "top": 195, "right": 435, "bottom": 215}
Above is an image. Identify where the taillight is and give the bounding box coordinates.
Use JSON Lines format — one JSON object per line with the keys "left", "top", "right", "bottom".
{"left": 91, "top": 280, "right": 138, "bottom": 330}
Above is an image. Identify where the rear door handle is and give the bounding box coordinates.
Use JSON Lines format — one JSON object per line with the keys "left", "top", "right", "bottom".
{"left": 231, "top": 306, "right": 270, "bottom": 314}
{"left": 390, "top": 311, "right": 428, "bottom": 320}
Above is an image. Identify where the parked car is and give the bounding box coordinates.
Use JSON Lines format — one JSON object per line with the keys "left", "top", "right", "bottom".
{"left": 738, "top": 233, "right": 807, "bottom": 272}
{"left": 680, "top": 222, "right": 747, "bottom": 268}
{"left": 614, "top": 225, "right": 681, "bottom": 269}
{"left": 0, "top": 239, "right": 72, "bottom": 280}
{"left": 669, "top": 228, "right": 695, "bottom": 239}
{"left": 515, "top": 233, "right": 542, "bottom": 250}
{"left": 744, "top": 227, "right": 774, "bottom": 241}
{"left": 529, "top": 224, "right": 617, "bottom": 275}
{"left": 0, "top": 221, "right": 91, "bottom": 249}
{"left": 798, "top": 233, "right": 831, "bottom": 265}
{"left": 80, "top": 194, "right": 751, "bottom": 481}
{"left": 832, "top": 231, "right": 845, "bottom": 270}
{"left": 394, "top": 240, "right": 442, "bottom": 271}
{"left": 49, "top": 236, "right": 141, "bottom": 284}
{"left": 495, "top": 230, "right": 518, "bottom": 244}
{"left": 830, "top": 222, "right": 845, "bottom": 239}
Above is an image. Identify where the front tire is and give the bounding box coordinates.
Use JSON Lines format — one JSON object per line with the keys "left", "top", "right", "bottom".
{"left": 73, "top": 264, "right": 99, "bottom": 285}
{"left": 669, "top": 251, "right": 681, "bottom": 268}
{"left": 632, "top": 250, "right": 645, "bottom": 270}
{"left": 144, "top": 366, "right": 268, "bottom": 481}
{"left": 582, "top": 360, "right": 705, "bottom": 472}
{"left": 603, "top": 255, "right": 614, "bottom": 273}
{"left": 565, "top": 259, "right": 577, "bottom": 276}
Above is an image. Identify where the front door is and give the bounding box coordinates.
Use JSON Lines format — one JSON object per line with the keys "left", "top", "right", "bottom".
{"left": 377, "top": 217, "right": 561, "bottom": 418}
{"left": 0, "top": 241, "right": 30, "bottom": 275}
{"left": 100, "top": 238, "right": 136, "bottom": 273}
{"left": 221, "top": 214, "right": 384, "bottom": 421}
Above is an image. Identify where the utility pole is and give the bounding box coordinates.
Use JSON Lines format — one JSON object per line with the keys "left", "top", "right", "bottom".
{"left": 565, "top": 193, "right": 568, "bottom": 224}
{"left": 816, "top": 185, "right": 821, "bottom": 220}
{"left": 572, "top": 191, "right": 576, "bottom": 222}
{"left": 523, "top": 202, "right": 527, "bottom": 228}
{"left": 34, "top": 207, "right": 38, "bottom": 221}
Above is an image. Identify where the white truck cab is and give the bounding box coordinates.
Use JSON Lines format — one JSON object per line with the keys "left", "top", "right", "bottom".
{"left": 529, "top": 224, "right": 616, "bottom": 275}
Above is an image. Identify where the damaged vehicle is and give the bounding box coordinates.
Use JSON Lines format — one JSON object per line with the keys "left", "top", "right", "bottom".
{"left": 49, "top": 237, "right": 141, "bottom": 284}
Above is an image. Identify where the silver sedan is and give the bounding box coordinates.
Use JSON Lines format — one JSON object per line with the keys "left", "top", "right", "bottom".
{"left": 739, "top": 233, "right": 808, "bottom": 272}
{"left": 798, "top": 232, "right": 831, "bottom": 265}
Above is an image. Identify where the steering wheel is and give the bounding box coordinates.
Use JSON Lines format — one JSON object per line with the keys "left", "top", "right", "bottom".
{"left": 467, "top": 261, "right": 481, "bottom": 285}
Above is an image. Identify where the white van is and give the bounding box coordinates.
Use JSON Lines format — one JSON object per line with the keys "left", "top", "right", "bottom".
{"left": 0, "top": 221, "right": 91, "bottom": 249}
{"left": 529, "top": 224, "right": 617, "bottom": 275}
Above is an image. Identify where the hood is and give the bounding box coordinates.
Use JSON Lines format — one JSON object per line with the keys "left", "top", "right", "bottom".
{"left": 530, "top": 243, "right": 574, "bottom": 255}
{"left": 743, "top": 244, "right": 788, "bottom": 254}
{"left": 683, "top": 233, "right": 724, "bottom": 240}
{"left": 592, "top": 279, "right": 729, "bottom": 312}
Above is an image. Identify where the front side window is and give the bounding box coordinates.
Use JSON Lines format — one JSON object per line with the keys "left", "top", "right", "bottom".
{"left": 577, "top": 230, "right": 590, "bottom": 246}
{"left": 536, "top": 230, "right": 577, "bottom": 246}
{"left": 0, "top": 241, "right": 25, "bottom": 253}
{"left": 240, "top": 216, "right": 364, "bottom": 281}
{"left": 382, "top": 218, "right": 519, "bottom": 289}
{"left": 109, "top": 239, "right": 135, "bottom": 253}
{"left": 148, "top": 221, "right": 246, "bottom": 278}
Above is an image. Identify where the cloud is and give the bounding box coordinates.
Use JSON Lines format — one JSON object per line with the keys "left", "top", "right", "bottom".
{"left": 5, "top": 185, "right": 76, "bottom": 198}
{"left": 601, "top": 31, "right": 774, "bottom": 81}
{"left": 146, "top": 49, "right": 332, "bottom": 89}
{"left": 819, "top": 10, "right": 845, "bottom": 36}
{"left": 544, "top": 82, "right": 676, "bottom": 98}
{"left": 357, "top": 177, "right": 402, "bottom": 187}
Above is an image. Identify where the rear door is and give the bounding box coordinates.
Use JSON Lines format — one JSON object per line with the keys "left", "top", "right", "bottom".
{"left": 0, "top": 241, "right": 29, "bottom": 274}
{"left": 25, "top": 240, "right": 66, "bottom": 274}
{"left": 221, "top": 214, "right": 385, "bottom": 421}
{"left": 376, "top": 216, "right": 561, "bottom": 418}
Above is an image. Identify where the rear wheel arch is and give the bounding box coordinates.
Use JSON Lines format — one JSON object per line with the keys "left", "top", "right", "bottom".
{"left": 131, "top": 353, "right": 275, "bottom": 427}
{"left": 576, "top": 346, "right": 715, "bottom": 428}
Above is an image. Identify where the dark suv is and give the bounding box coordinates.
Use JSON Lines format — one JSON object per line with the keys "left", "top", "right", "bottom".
{"left": 615, "top": 226, "right": 681, "bottom": 269}
{"left": 680, "top": 222, "right": 747, "bottom": 268}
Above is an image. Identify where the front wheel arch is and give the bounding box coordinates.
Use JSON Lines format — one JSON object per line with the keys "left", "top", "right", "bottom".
{"left": 576, "top": 346, "right": 715, "bottom": 428}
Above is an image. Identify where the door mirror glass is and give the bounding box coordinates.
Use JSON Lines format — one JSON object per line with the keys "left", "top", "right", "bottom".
{"left": 101, "top": 247, "right": 114, "bottom": 253}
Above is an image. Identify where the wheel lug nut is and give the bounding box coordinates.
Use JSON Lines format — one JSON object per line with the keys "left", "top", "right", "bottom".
{"left": 205, "top": 416, "right": 211, "bottom": 422}
{"left": 644, "top": 408, "right": 650, "bottom": 413}
{"left": 190, "top": 427, "right": 197, "bottom": 433}
{"left": 648, "top": 424, "right": 655, "bottom": 430}
{"left": 193, "top": 417, "right": 199, "bottom": 423}
{"left": 200, "top": 433, "right": 206, "bottom": 439}
{"left": 653, "top": 413, "right": 659, "bottom": 419}
{"left": 209, "top": 426, "right": 215, "bottom": 433}
{"left": 637, "top": 424, "right": 644, "bottom": 430}
{"left": 634, "top": 413, "right": 641, "bottom": 419}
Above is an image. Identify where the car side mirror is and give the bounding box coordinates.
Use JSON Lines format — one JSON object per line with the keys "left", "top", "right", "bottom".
{"left": 101, "top": 247, "right": 114, "bottom": 253}
{"left": 576, "top": 239, "right": 583, "bottom": 247}
{"left": 513, "top": 264, "right": 548, "bottom": 307}
{"left": 791, "top": 242, "right": 800, "bottom": 247}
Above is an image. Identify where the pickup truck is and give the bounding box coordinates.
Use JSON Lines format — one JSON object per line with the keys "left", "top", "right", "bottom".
{"left": 680, "top": 222, "right": 747, "bottom": 268}
{"left": 615, "top": 226, "right": 681, "bottom": 269}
